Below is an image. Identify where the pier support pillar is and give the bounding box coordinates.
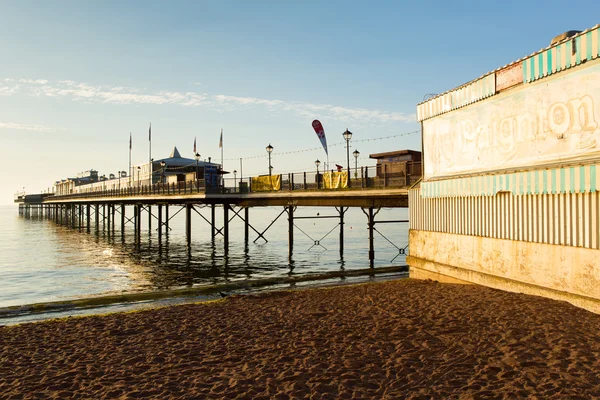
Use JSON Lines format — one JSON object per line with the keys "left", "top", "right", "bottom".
{"left": 148, "top": 205, "right": 152, "bottom": 236}
{"left": 165, "top": 205, "right": 169, "bottom": 234}
{"left": 338, "top": 207, "right": 346, "bottom": 257}
{"left": 133, "top": 205, "right": 138, "bottom": 239}
{"left": 368, "top": 207, "right": 375, "bottom": 268}
{"left": 120, "top": 204, "right": 125, "bottom": 234}
{"left": 111, "top": 204, "right": 115, "bottom": 234}
{"left": 288, "top": 206, "right": 294, "bottom": 260}
{"left": 223, "top": 204, "right": 229, "bottom": 256}
{"left": 86, "top": 204, "right": 91, "bottom": 233}
{"left": 71, "top": 204, "right": 76, "bottom": 229}
{"left": 244, "top": 207, "right": 249, "bottom": 245}
{"left": 106, "top": 204, "right": 111, "bottom": 236}
{"left": 102, "top": 204, "right": 106, "bottom": 231}
{"left": 135, "top": 204, "right": 142, "bottom": 239}
{"left": 95, "top": 204, "right": 99, "bottom": 233}
{"left": 185, "top": 204, "right": 192, "bottom": 249}
{"left": 211, "top": 204, "right": 216, "bottom": 240}
{"left": 157, "top": 204, "right": 163, "bottom": 240}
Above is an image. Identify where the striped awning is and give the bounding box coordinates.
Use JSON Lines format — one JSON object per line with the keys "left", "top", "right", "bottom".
{"left": 523, "top": 26, "right": 600, "bottom": 83}
{"left": 416, "top": 74, "right": 496, "bottom": 122}
{"left": 421, "top": 164, "right": 600, "bottom": 198}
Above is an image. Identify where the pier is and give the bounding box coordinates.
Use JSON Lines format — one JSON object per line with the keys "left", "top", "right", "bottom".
{"left": 15, "top": 166, "right": 417, "bottom": 267}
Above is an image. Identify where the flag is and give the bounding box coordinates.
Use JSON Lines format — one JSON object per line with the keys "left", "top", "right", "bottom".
{"left": 219, "top": 129, "right": 223, "bottom": 148}
{"left": 193, "top": 137, "right": 196, "bottom": 154}
{"left": 149, "top": 123, "right": 151, "bottom": 141}
{"left": 129, "top": 132, "right": 132, "bottom": 149}
{"left": 312, "top": 120, "right": 328, "bottom": 155}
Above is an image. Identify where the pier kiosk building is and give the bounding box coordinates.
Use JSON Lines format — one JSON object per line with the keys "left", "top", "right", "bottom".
{"left": 54, "top": 147, "right": 222, "bottom": 195}
{"left": 408, "top": 25, "right": 600, "bottom": 312}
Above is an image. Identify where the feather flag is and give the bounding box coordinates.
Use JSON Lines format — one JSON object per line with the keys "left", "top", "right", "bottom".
{"left": 149, "top": 123, "right": 151, "bottom": 141}
{"left": 312, "top": 120, "right": 328, "bottom": 155}
{"left": 193, "top": 137, "right": 196, "bottom": 154}
{"left": 219, "top": 129, "right": 223, "bottom": 148}
{"left": 129, "top": 132, "right": 132, "bottom": 149}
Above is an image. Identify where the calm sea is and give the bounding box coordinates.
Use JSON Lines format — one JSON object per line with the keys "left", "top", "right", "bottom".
{"left": 0, "top": 204, "right": 408, "bottom": 309}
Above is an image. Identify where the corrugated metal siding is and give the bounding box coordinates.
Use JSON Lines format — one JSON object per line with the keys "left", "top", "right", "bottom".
{"left": 416, "top": 74, "right": 496, "bottom": 121}
{"left": 421, "top": 164, "right": 600, "bottom": 198}
{"left": 409, "top": 188, "right": 600, "bottom": 249}
{"left": 523, "top": 26, "right": 600, "bottom": 83}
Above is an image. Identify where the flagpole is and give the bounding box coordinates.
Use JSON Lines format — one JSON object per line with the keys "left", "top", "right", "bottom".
{"left": 129, "top": 132, "right": 132, "bottom": 187}
{"left": 220, "top": 128, "right": 224, "bottom": 170}
{"left": 220, "top": 129, "right": 224, "bottom": 186}
{"left": 149, "top": 123, "right": 152, "bottom": 184}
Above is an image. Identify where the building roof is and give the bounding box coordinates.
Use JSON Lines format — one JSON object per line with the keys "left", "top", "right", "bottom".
{"left": 369, "top": 149, "right": 421, "bottom": 159}
{"left": 147, "top": 147, "right": 219, "bottom": 168}
{"left": 416, "top": 24, "right": 600, "bottom": 122}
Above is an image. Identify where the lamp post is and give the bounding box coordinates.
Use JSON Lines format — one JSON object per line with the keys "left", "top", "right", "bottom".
{"left": 136, "top": 166, "right": 141, "bottom": 188}
{"left": 160, "top": 161, "right": 166, "bottom": 184}
{"left": 233, "top": 169, "right": 237, "bottom": 191}
{"left": 353, "top": 149, "right": 360, "bottom": 179}
{"left": 343, "top": 129, "right": 353, "bottom": 187}
{"left": 195, "top": 152, "right": 201, "bottom": 188}
{"left": 315, "top": 159, "right": 321, "bottom": 189}
{"left": 266, "top": 143, "right": 273, "bottom": 176}
{"left": 117, "top": 171, "right": 122, "bottom": 190}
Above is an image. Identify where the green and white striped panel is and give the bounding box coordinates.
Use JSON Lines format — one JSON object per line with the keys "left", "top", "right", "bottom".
{"left": 523, "top": 25, "right": 600, "bottom": 83}
{"left": 421, "top": 164, "right": 600, "bottom": 198}
{"left": 416, "top": 74, "right": 496, "bottom": 121}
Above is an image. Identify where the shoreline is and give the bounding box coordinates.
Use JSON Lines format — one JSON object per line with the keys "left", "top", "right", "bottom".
{"left": 2, "top": 278, "right": 600, "bottom": 398}
{"left": 0, "top": 268, "right": 408, "bottom": 325}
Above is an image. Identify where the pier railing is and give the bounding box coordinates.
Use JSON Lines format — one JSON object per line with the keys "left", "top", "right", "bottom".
{"left": 32, "top": 162, "right": 421, "bottom": 201}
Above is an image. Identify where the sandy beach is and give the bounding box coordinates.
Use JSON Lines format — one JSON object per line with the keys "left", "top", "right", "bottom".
{"left": 1, "top": 279, "right": 600, "bottom": 399}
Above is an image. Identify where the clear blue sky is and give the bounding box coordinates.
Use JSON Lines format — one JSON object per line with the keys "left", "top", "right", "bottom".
{"left": 1, "top": 0, "right": 598, "bottom": 203}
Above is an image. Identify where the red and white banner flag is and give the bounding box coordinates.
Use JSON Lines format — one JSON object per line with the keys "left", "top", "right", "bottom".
{"left": 312, "top": 120, "right": 328, "bottom": 155}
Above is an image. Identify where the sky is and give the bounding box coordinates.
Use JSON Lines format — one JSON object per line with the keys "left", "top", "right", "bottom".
{"left": 1, "top": 0, "right": 599, "bottom": 204}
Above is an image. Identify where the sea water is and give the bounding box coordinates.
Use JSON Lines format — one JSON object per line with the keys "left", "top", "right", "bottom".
{"left": 0, "top": 204, "right": 409, "bottom": 309}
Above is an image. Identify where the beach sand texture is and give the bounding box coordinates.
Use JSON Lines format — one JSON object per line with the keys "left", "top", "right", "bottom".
{"left": 1, "top": 279, "right": 600, "bottom": 399}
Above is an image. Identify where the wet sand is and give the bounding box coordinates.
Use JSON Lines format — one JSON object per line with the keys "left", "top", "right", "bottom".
{"left": 1, "top": 279, "right": 600, "bottom": 399}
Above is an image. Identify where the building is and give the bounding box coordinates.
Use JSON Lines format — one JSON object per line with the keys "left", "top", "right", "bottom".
{"left": 408, "top": 25, "right": 600, "bottom": 313}
{"left": 132, "top": 146, "right": 220, "bottom": 186}
{"left": 369, "top": 150, "right": 421, "bottom": 187}
{"left": 53, "top": 147, "right": 221, "bottom": 195}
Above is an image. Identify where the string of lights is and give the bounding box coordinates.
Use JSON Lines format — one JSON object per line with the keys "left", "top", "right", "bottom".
{"left": 223, "top": 129, "right": 420, "bottom": 161}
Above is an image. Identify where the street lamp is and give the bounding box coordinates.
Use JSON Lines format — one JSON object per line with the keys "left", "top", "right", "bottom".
{"left": 343, "top": 129, "right": 353, "bottom": 187}
{"left": 266, "top": 143, "right": 273, "bottom": 176}
{"left": 136, "top": 166, "right": 141, "bottom": 187}
{"left": 160, "top": 161, "right": 166, "bottom": 184}
{"left": 233, "top": 169, "right": 237, "bottom": 190}
{"left": 315, "top": 159, "right": 321, "bottom": 189}
{"left": 195, "top": 153, "right": 201, "bottom": 188}
{"left": 353, "top": 149, "right": 360, "bottom": 179}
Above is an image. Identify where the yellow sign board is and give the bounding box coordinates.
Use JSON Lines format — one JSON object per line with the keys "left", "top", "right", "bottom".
{"left": 251, "top": 175, "right": 281, "bottom": 191}
{"left": 322, "top": 171, "right": 348, "bottom": 189}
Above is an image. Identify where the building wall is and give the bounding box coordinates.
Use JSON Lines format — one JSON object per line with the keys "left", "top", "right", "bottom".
{"left": 410, "top": 27, "right": 600, "bottom": 312}
{"left": 408, "top": 185, "right": 600, "bottom": 312}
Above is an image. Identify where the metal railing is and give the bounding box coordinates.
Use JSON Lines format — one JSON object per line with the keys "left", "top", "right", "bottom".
{"left": 35, "top": 162, "right": 422, "bottom": 201}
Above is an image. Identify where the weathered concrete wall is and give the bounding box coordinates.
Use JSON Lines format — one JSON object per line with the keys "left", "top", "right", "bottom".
{"left": 407, "top": 229, "right": 600, "bottom": 314}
